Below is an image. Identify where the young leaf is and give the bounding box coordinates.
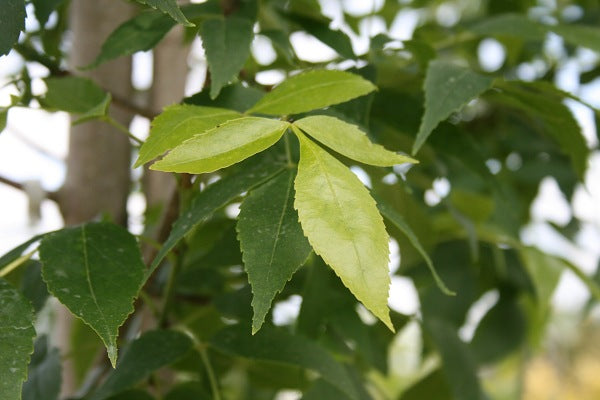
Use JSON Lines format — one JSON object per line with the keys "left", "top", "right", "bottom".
{"left": 22, "top": 336, "right": 62, "bottom": 400}
{"left": 0, "top": 0, "right": 25, "bottom": 56}
{"left": 91, "top": 330, "right": 193, "bottom": 400}
{"left": 39, "top": 223, "right": 146, "bottom": 367}
{"left": 237, "top": 169, "right": 312, "bottom": 333}
{"left": 247, "top": 70, "right": 377, "bottom": 116}
{"left": 0, "top": 278, "right": 35, "bottom": 400}
{"left": 136, "top": 0, "right": 194, "bottom": 27}
{"left": 87, "top": 11, "right": 175, "bottom": 68}
{"left": 42, "top": 77, "right": 110, "bottom": 119}
{"left": 413, "top": 61, "right": 493, "bottom": 154}
{"left": 149, "top": 157, "right": 285, "bottom": 275}
{"left": 150, "top": 117, "right": 289, "bottom": 174}
{"left": 200, "top": 17, "right": 254, "bottom": 99}
{"left": 135, "top": 105, "right": 240, "bottom": 167}
{"left": 211, "top": 325, "right": 359, "bottom": 400}
{"left": 294, "top": 116, "right": 417, "bottom": 166}
{"left": 374, "top": 195, "right": 454, "bottom": 295}
{"left": 293, "top": 131, "right": 393, "bottom": 330}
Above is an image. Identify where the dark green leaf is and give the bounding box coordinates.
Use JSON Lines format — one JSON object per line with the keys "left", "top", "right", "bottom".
{"left": 0, "top": 0, "right": 25, "bottom": 56}
{"left": 0, "top": 278, "right": 35, "bottom": 400}
{"left": 293, "top": 14, "right": 355, "bottom": 59}
{"left": 375, "top": 195, "right": 454, "bottom": 295}
{"left": 20, "top": 261, "right": 49, "bottom": 312}
{"left": 148, "top": 156, "right": 285, "bottom": 275}
{"left": 201, "top": 16, "right": 254, "bottom": 99}
{"left": 302, "top": 379, "right": 351, "bottom": 399}
{"left": 105, "top": 389, "right": 155, "bottom": 400}
{"left": 87, "top": 11, "right": 175, "bottom": 68}
{"left": 0, "top": 235, "right": 45, "bottom": 271}
{"left": 413, "top": 61, "right": 493, "bottom": 154}
{"left": 164, "top": 382, "right": 210, "bottom": 400}
{"left": 42, "top": 77, "right": 110, "bottom": 119}
{"left": 237, "top": 168, "right": 312, "bottom": 333}
{"left": 39, "top": 222, "right": 146, "bottom": 366}
{"left": 469, "top": 13, "right": 547, "bottom": 40}
{"left": 247, "top": 70, "right": 377, "bottom": 115}
{"left": 551, "top": 23, "right": 600, "bottom": 53}
{"left": 32, "top": 0, "right": 64, "bottom": 27}
{"left": 211, "top": 325, "right": 359, "bottom": 400}
{"left": 424, "top": 318, "right": 485, "bottom": 400}
{"left": 400, "top": 369, "right": 453, "bottom": 400}
{"left": 22, "top": 336, "right": 61, "bottom": 400}
{"left": 136, "top": 0, "right": 194, "bottom": 27}
{"left": 135, "top": 105, "right": 240, "bottom": 167}
{"left": 184, "top": 83, "right": 264, "bottom": 112}
{"left": 91, "top": 330, "right": 193, "bottom": 400}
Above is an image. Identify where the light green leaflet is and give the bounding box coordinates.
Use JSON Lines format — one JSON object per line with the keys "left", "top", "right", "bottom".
{"left": 151, "top": 117, "right": 289, "bottom": 174}
{"left": 247, "top": 70, "right": 377, "bottom": 116}
{"left": 413, "top": 61, "right": 493, "bottom": 154}
{"left": 293, "top": 131, "right": 393, "bottom": 331}
{"left": 237, "top": 169, "right": 312, "bottom": 333}
{"left": 135, "top": 104, "right": 240, "bottom": 167}
{"left": 39, "top": 223, "right": 146, "bottom": 367}
{"left": 0, "top": 278, "right": 35, "bottom": 400}
{"left": 294, "top": 115, "right": 417, "bottom": 166}
{"left": 136, "top": 0, "right": 194, "bottom": 27}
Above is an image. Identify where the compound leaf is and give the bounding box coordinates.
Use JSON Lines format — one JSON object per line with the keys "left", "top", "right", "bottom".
{"left": 294, "top": 115, "right": 417, "bottom": 166}
{"left": 247, "top": 70, "right": 376, "bottom": 116}
{"left": 237, "top": 169, "right": 312, "bottom": 333}
{"left": 413, "top": 61, "right": 493, "bottom": 154}
{"left": 293, "top": 131, "right": 393, "bottom": 330}
{"left": 0, "top": 278, "right": 35, "bottom": 400}
{"left": 151, "top": 117, "right": 289, "bottom": 174}
{"left": 135, "top": 105, "right": 240, "bottom": 167}
{"left": 39, "top": 223, "right": 146, "bottom": 367}
{"left": 201, "top": 17, "right": 254, "bottom": 99}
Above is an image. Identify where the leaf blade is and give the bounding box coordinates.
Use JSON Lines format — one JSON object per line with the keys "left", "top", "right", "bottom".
{"left": 150, "top": 117, "right": 289, "bottom": 174}
{"left": 294, "top": 115, "right": 417, "bottom": 166}
{"left": 0, "top": 0, "right": 25, "bottom": 56}
{"left": 135, "top": 105, "right": 240, "bottom": 167}
{"left": 39, "top": 223, "right": 146, "bottom": 367}
{"left": 136, "top": 0, "right": 194, "bottom": 27}
{"left": 293, "top": 131, "right": 393, "bottom": 330}
{"left": 0, "top": 278, "right": 35, "bottom": 400}
{"left": 247, "top": 70, "right": 377, "bottom": 116}
{"left": 237, "top": 169, "right": 312, "bottom": 333}
{"left": 42, "top": 77, "right": 110, "bottom": 118}
{"left": 413, "top": 61, "right": 493, "bottom": 154}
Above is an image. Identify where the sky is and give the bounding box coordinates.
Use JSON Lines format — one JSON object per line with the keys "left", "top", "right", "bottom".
{"left": 1, "top": 0, "right": 599, "bottom": 327}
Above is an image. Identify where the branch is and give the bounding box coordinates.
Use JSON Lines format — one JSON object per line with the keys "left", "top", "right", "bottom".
{"left": 0, "top": 175, "right": 60, "bottom": 203}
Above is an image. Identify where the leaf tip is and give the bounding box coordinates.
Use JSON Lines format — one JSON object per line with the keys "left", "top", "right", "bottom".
{"left": 107, "top": 343, "right": 118, "bottom": 368}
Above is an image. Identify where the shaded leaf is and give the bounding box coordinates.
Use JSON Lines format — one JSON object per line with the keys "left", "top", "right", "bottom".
{"left": 22, "top": 336, "right": 61, "bottom": 400}
{"left": 469, "top": 13, "right": 547, "bottom": 40}
{"left": 136, "top": 0, "right": 194, "bottom": 27}
{"left": 164, "top": 382, "right": 210, "bottom": 400}
{"left": 149, "top": 156, "right": 285, "bottom": 274}
{"left": 293, "top": 131, "right": 393, "bottom": 330}
{"left": 151, "top": 117, "right": 289, "bottom": 174}
{"left": 42, "top": 77, "right": 110, "bottom": 119}
{"left": 87, "top": 11, "right": 175, "bottom": 68}
{"left": 39, "top": 223, "right": 146, "bottom": 366}
{"left": 20, "top": 261, "right": 49, "bottom": 312}
{"left": 551, "top": 23, "right": 600, "bottom": 53}
{"left": 0, "top": 235, "right": 45, "bottom": 271}
{"left": 0, "top": 278, "right": 35, "bottom": 400}
{"left": 201, "top": 17, "right": 254, "bottom": 99}
{"left": 32, "top": 0, "right": 64, "bottom": 27}
{"left": 237, "top": 169, "right": 312, "bottom": 333}
{"left": 211, "top": 325, "right": 359, "bottom": 400}
{"left": 247, "top": 70, "right": 376, "bottom": 115}
{"left": 302, "top": 379, "right": 351, "bottom": 400}
{"left": 184, "top": 83, "right": 264, "bottom": 112}
{"left": 413, "top": 61, "right": 493, "bottom": 154}
{"left": 424, "top": 318, "right": 485, "bottom": 400}
{"left": 294, "top": 115, "right": 417, "bottom": 166}
{"left": 91, "top": 330, "right": 193, "bottom": 400}
{"left": 0, "top": 0, "right": 25, "bottom": 56}
{"left": 105, "top": 389, "right": 155, "bottom": 400}
{"left": 400, "top": 369, "right": 453, "bottom": 400}
{"left": 135, "top": 105, "right": 240, "bottom": 167}
{"left": 293, "top": 14, "right": 354, "bottom": 59}
{"left": 374, "top": 195, "right": 454, "bottom": 295}
{"left": 520, "top": 247, "right": 563, "bottom": 306}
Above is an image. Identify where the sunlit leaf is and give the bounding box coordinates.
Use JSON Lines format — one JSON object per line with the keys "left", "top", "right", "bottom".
{"left": 201, "top": 16, "right": 254, "bottom": 99}
{"left": 237, "top": 169, "right": 312, "bottom": 333}
{"left": 151, "top": 117, "right": 289, "bottom": 174}
{"left": 211, "top": 325, "right": 359, "bottom": 400}
{"left": 247, "top": 70, "right": 377, "bottom": 115}
{"left": 136, "top": 0, "right": 194, "bottom": 27}
{"left": 0, "top": 0, "right": 25, "bottom": 56}
{"left": 294, "top": 115, "right": 417, "bottom": 166}
{"left": 39, "top": 223, "right": 146, "bottom": 367}
{"left": 135, "top": 105, "right": 240, "bottom": 167}
{"left": 0, "top": 278, "right": 35, "bottom": 400}
{"left": 91, "top": 330, "right": 193, "bottom": 400}
{"left": 413, "top": 61, "right": 493, "bottom": 154}
{"left": 293, "top": 131, "right": 393, "bottom": 330}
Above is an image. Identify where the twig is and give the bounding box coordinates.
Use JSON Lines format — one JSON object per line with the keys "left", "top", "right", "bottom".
{"left": 103, "top": 116, "right": 144, "bottom": 145}
{"left": 0, "top": 175, "right": 60, "bottom": 203}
